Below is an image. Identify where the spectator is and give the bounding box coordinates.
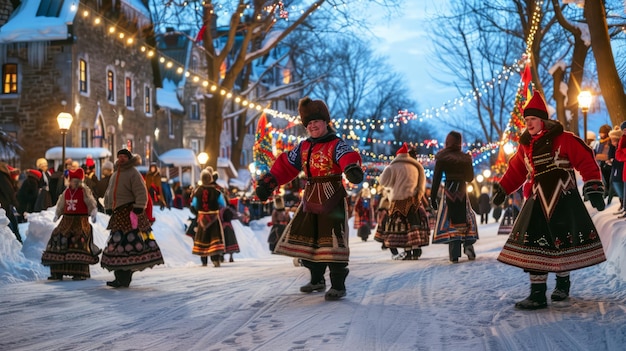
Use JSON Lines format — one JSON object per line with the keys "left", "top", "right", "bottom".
{"left": 0, "top": 162, "right": 21, "bottom": 243}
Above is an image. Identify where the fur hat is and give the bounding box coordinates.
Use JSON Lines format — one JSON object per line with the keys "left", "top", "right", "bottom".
{"left": 117, "top": 148, "right": 133, "bottom": 159}
{"left": 609, "top": 125, "right": 623, "bottom": 141}
{"left": 102, "top": 160, "right": 114, "bottom": 171}
{"left": 298, "top": 97, "right": 330, "bottom": 127}
{"left": 69, "top": 168, "right": 84, "bottom": 181}
{"left": 201, "top": 166, "right": 215, "bottom": 185}
{"left": 599, "top": 124, "right": 612, "bottom": 135}
{"left": 396, "top": 143, "right": 408, "bottom": 156}
{"left": 445, "top": 131, "right": 463, "bottom": 151}
{"left": 274, "top": 195, "right": 285, "bottom": 210}
{"left": 36, "top": 158, "right": 48, "bottom": 169}
{"left": 523, "top": 90, "right": 549, "bottom": 120}
{"left": 586, "top": 131, "right": 596, "bottom": 141}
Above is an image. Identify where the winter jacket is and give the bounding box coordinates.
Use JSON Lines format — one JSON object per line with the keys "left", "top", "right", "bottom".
{"left": 379, "top": 153, "right": 425, "bottom": 201}
{"left": 103, "top": 155, "right": 147, "bottom": 211}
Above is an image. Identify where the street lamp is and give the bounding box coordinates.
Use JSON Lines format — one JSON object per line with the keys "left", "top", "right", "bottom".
{"left": 197, "top": 152, "right": 209, "bottom": 169}
{"left": 56, "top": 112, "right": 73, "bottom": 167}
{"left": 578, "top": 90, "right": 592, "bottom": 142}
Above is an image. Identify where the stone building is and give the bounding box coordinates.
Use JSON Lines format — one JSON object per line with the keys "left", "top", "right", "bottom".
{"left": 0, "top": 0, "right": 157, "bottom": 170}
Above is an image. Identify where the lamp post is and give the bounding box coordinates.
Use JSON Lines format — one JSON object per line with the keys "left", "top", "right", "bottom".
{"left": 578, "top": 90, "right": 592, "bottom": 142}
{"left": 57, "top": 112, "right": 73, "bottom": 167}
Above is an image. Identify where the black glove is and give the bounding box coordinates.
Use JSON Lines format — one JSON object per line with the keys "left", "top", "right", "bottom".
{"left": 105, "top": 209, "right": 113, "bottom": 215}
{"left": 344, "top": 164, "right": 364, "bottom": 184}
{"left": 132, "top": 207, "right": 144, "bottom": 214}
{"left": 583, "top": 180, "right": 605, "bottom": 211}
{"left": 256, "top": 173, "right": 278, "bottom": 201}
{"left": 491, "top": 182, "right": 507, "bottom": 207}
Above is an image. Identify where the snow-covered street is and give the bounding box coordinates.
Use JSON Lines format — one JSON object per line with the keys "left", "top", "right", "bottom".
{"left": 1, "top": 202, "right": 626, "bottom": 351}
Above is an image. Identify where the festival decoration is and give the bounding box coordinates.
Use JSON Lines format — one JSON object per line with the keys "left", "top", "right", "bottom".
{"left": 252, "top": 113, "right": 275, "bottom": 178}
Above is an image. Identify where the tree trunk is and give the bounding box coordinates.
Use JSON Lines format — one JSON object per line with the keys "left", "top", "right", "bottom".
{"left": 566, "top": 38, "right": 588, "bottom": 135}
{"left": 585, "top": 0, "right": 626, "bottom": 125}
{"left": 203, "top": 96, "right": 223, "bottom": 170}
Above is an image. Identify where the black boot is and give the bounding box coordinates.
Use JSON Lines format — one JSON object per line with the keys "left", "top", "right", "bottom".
{"left": 411, "top": 248, "right": 422, "bottom": 260}
{"left": 326, "top": 264, "right": 349, "bottom": 301}
{"left": 551, "top": 276, "right": 570, "bottom": 301}
{"left": 515, "top": 283, "right": 547, "bottom": 310}
{"left": 449, "top": 241, "right": 461, "bottom": 263}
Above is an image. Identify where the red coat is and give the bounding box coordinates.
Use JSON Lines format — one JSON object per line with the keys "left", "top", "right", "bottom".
{"left": 614, "top": 134, "right": 626, "bottom": 182}
{"left": 270, "top": 133, "right": 361, "bottom": 185}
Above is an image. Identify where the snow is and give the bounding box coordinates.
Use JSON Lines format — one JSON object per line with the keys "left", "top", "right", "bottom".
{"left": 0, "top": 0, "right": 77, "bottom": 43}
{"left": 156, "top": 79, "right": 184, "bottom": 112}
{"left": 1, "top": 200, "right": 626, "bottom": 350}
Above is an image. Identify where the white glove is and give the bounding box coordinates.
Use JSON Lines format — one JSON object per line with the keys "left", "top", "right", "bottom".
{"left": 91, "top": 214, "right": 97, "bottom": 223}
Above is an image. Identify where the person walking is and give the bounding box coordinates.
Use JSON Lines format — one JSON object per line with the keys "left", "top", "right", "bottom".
{"left": 190, "top": 167, "right": 226, "bottom": 267}
{"left": 491, "top": 90, "right": 606, "bottom": 310}
{"left": 16, "top": 169, "right": 42, "bottom": 221}
{"left": 101, "top": 149, "right": 164, "bottom": 288}
{"left": 614, "top": 122, "right": 626, "bottom": 218}
{"left": 607, "top": 126, "right": 623, "bottom": 211}
{"left": 431, "top": 131, "right": 478, "bottom": 263}
{"left": 478, "top": 187, "right": 491, "bottom": 224}
{"left": 41, "top": 168, "right": 100, "bottom": 280}
{"left": 376, "top": 143, "right": 430, "bottom": 260}
{"left": 268, "top": 195, "right": 290, "bottom": 253}
{"left": 94, "top": 160, "right": 114, "bottom": 213}
{"left": 255, "top": 96, "right": 364, "bottom": 301}
{"left": 34, "top": 158, "right": 53, "bottom": 212}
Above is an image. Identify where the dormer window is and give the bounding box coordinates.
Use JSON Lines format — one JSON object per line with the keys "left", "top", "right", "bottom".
{"left": 36, "top": 0, "right": 65, "bottom": 17}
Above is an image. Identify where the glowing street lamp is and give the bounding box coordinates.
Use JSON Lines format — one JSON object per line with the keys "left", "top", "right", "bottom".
{"left": 56, "top": 112, "right": 74, "bottom": 167}
{"left": 197, "top": 152, "right": 209, "bottom": 169}
{"left": 578, "top": 90, "right": 592, "bottom": 142}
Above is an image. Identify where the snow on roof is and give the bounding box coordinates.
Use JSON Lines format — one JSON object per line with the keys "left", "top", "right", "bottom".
{"left": 156, "top": 79, "right": 184, "bottom": 113}
{"left": 0, "top": 0, "right": 77, "bottom": 43}
{"left": 158, "top": 148, "right": 198, "bottom": 167}
{"left": 45, "top": 147, "right": 112, "bottom": 160}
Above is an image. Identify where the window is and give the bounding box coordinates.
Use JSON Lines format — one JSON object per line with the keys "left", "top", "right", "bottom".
{"left": 2, "top": 64, "right": 17, "bottom": 94}
{"left": 81, "top": 129, "right": 89, "bottom": 147}
{"left": 36, "top": 0, "right": 64, "bottom": 17}
{"left": 125, "top": 77, "right": 132, "bottom": 107}
{"left": 92, "top": 117, "right": 104, "bottom": 147}
{"left": 79, "top": 59, "right": 88, "bottom": 93}
{"left": 107, "top": 70, "right": 115, "bottom": 102}
{"left": 190, "top": 139, "right": 199, "bottom": 154}
{"left": 189, "top": 102, "right": 199, "bottom": 120}
{"left": 144, "top": 86, "right": 152, "bottom": 115}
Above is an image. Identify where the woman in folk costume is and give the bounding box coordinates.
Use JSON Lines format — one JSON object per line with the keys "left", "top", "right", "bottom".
{"left": 102, "top": 149, "right": 164, "bottom": 288}
{"left": 145, "top": 163, "right": 168, "bottom": 210}
{"left": 41, "top": 168, "right": 100, "bottom": 280}
{"left": 376, "top": 143, "right": 430, "bottom": 260}
{"left": 353, "top": 185, "right": 374, "bottom": 242}
{"left": 268, "top": 195, "right": 290, "bottom": 252}
{"left": 221, "top": 202, "right": 240, "bottom": 263}
{"left": 491, "top": 90, "right": 606, "bottom": 310}
{"left": 255, "top": 96, "right": 364, "bottom": 301}
{"left": 431, "top": 131, "right": 478, "bottom": 263}
{"left": 190, "top": 167, "right": 226, "bottom": 267}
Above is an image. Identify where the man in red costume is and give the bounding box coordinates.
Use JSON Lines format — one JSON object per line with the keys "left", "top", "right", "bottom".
{"left": 492, "top": 90, "right": 606, "bottom": 310}
{"left": 256, "top": 97, "right": 364, "bottom": 301}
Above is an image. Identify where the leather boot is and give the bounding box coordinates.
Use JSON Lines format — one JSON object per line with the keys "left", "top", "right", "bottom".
{"left": 551, "top": 276, "right": 570, "bottom": 301}
{"left": 515, "top": 283, "right": 547, "bottom": 310}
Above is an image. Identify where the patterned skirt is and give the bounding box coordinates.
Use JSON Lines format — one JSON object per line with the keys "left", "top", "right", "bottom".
{"left": 101, "top": 204, "right": 164, "bottom": 272}
{"left": 274, "top": 200, "right": 350, "bottom": 263}
{"left": 223, "top": 223, "right": 240, "bottom": 254}
{"left": 374, "top": 198, "right": 430, "bottom": 249}
{"left": 41, "top": 215, "right": 99, "bottom": 277}
{"left": 497, "top": 191, "right": 606, "bottom": 273}
{"left": 432, "top": 189, "right": 479, "bottom": 244}
{"left": 192, "top": 211, "right": 225, "bottom": 257}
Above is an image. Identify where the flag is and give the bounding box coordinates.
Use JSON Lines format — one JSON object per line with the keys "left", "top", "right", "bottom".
{"left": 521, "top": 62, "right": 533, "bottom": 106}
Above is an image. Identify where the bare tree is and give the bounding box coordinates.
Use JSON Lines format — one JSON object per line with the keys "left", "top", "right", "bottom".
{"left": 146, "top": 0, "right": 401, "bottom": 169}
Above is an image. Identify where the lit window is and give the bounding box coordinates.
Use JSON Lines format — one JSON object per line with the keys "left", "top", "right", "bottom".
{"left": 144, "top": 86, "right": 152, "bottom": 115}
{"left": 107, "top": 70, "right": 115, "bottom": 102}
{"left": 79, "top": 59, "right": 88, "bottom": 93}
{"left": 125, "top": 77, "right": 132, "bottom": 107}
{"left": 2, "top": 64, "right": 17, "bottom": 94}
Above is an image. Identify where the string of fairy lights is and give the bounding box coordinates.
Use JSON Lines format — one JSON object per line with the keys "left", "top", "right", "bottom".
{"left": 77, "top": 0, "right": 541, "bottom": 168}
